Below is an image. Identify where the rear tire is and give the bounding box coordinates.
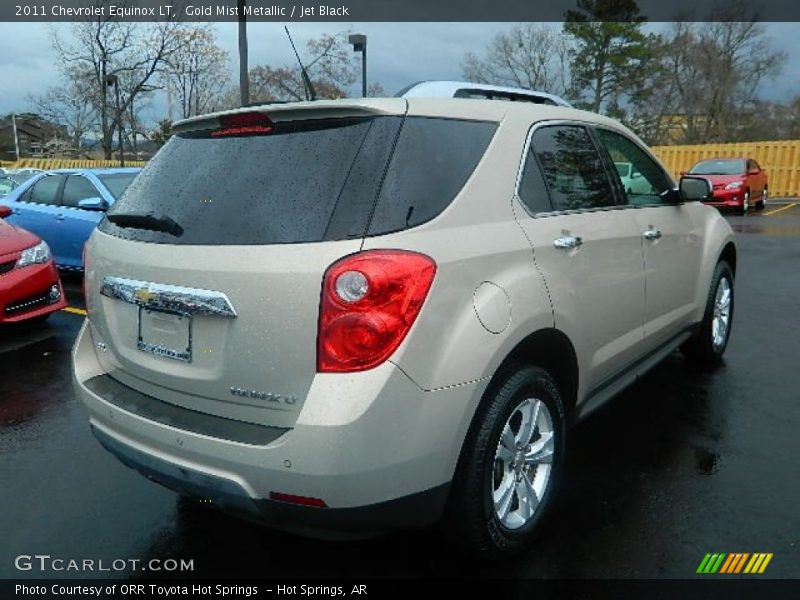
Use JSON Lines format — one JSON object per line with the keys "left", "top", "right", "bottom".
{"left": 447, "top": 365, "right": 566, "bottom": 559}
{"left": 681, "top": 261, "right": 734, "bottom": 364}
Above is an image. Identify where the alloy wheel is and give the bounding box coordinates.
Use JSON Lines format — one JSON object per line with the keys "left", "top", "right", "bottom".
{"left": 492, "top": 397, "right": 555, "bottom": 529}
{"left": 711, "top": 277, "right": 732, "bottom": 350}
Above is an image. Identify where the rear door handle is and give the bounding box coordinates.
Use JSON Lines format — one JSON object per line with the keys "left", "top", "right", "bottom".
{"left": 553, "top": 236, "right": 583, "bottom": 249}
{"left": 55, "top": 214, "right": 65, "bottom": 221}
{"left": 643, "top": 229, "right": 662, "bottom": 240}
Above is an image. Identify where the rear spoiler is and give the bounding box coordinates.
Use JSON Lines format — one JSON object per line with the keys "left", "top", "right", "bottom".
{"left": 173, "top": 99, "right": 408, "bottom": 134}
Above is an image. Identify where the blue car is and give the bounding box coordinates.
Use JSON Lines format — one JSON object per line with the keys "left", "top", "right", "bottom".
{"left": 1, "top": 168, "right": 141, "bottom": 270}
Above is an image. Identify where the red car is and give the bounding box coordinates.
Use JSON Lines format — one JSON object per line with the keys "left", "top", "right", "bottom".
{"left": 0, "top": 205, "right": 67, "bottom": 323}
{"left": 685, "top": 157, "right": 768, "bottom": 214}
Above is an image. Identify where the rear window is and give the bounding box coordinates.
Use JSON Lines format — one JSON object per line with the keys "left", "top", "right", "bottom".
{"left": 99, "top": 115, "right": 496, "bottom": 245}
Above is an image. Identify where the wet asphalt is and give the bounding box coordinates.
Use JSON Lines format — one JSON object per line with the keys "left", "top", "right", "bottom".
{"left": 1, "top": 204, "right": 799, "bottom": 580}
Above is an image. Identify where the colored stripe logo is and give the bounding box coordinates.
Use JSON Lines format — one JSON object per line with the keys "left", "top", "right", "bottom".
{"left": 697, "top": 553, "right": 773, "bottom": 574}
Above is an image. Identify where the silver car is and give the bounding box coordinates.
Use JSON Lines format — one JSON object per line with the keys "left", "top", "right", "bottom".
{"left": 73, "top": 98, "right": 735, "bottom": 558}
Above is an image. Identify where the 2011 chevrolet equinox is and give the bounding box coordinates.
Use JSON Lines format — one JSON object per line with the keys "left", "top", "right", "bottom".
{"left": 72, "top": 97, "right": 735, "bottom": 558}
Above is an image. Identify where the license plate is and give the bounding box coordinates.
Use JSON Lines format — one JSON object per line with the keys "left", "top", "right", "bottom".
{"left": 137, "top": 307, "right": 192, "bottom": 363}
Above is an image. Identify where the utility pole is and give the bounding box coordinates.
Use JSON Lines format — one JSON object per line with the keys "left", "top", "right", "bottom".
{"left": 11, "top": 113, "right": 19, "bottom": 162}
{"left": 349, "top": 34, "right": 367, "bottom": 97}
{"left": 237, "top": 0, "right": 250, "bottom": 106}
{"left": 106, "top": 74, "right": 124, "bottom": 167}
{"left": 101, "top": 54, "right": 109, "bottom": 159}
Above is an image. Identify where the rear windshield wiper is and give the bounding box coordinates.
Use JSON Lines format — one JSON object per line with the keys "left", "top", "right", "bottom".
{"left": 106, "top": 212, "right": 184, "bottom": 237}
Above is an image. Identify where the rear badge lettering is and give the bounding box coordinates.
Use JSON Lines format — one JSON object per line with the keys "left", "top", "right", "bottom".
{"left": 230, "top": 387, "right": 298, "bottom": 405}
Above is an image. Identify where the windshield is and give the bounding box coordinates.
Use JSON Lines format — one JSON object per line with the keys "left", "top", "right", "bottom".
{"left": 98, "top": 173, "right": 138, "bottom": 200}
{"left": 689, "top": 160, "right": 745, "bottom": 175}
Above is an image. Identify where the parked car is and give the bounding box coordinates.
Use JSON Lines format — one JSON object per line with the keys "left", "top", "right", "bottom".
{"left": 614, "top": 161, "right": 655, "bottom": 196}
{"left": 0, "top": 205, "right": 67, "bottom": 323}
{"left": 73, "top": 99, "right": 735, "bottom": 558}
{"left": 2, "top": 167, "right": 141, "bottom": 269}
{"left": 0, "top": 176, "right": 18, "bottom": 196}
{"left": 685, "top": 157, "right": 768, "bottom": 214}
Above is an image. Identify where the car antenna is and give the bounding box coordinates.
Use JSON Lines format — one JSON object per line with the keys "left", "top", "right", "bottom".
{"left": 285, "top": 26, "right": 317, "bottom": 101}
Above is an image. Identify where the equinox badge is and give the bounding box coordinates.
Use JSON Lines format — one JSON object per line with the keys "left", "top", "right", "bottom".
{"left": 230, "top": 387, "right": 298, "bottom": 405}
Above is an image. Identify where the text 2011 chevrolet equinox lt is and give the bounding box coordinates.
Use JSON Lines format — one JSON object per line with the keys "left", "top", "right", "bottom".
{"left": 73, "top": 98, "right": 735, "bottom": 558}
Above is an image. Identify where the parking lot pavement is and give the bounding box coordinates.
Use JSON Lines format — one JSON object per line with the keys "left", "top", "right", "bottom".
{"left": 1, "top": 206, "right": 799, "bottom": 580}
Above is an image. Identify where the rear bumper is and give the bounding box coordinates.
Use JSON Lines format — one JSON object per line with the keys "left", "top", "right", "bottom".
{"left": 73, "top": 320, "right": 479, "bottom": 535}
{"left": 91, "top": 423, "right": 449, "bottom": 536}
{"left": 0, "top": 260, "right": 66, "bottom": 323}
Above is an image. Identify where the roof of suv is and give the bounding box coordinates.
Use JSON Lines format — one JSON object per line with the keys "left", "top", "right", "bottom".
{"left": 397, "top": 80, "right": 572, "bottom": 107}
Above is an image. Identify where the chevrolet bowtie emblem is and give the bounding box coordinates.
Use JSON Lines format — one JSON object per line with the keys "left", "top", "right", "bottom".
{"left": 133, "top": 288, "right": 158, "bottom": 304}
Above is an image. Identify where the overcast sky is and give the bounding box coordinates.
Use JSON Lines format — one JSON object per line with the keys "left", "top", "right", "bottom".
{"left": 1, "top": 21, "right": 797, "bottom": 125}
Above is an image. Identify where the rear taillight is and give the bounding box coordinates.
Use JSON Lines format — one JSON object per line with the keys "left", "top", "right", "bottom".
{"left": 211, "top": 112, "right": 273, "bottom": 137}
{"left": 317, "top": 250, "right": 437, "bottom": 373}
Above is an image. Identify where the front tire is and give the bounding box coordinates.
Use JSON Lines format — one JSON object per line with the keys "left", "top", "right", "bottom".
{"left": 682, "top": 261, "right": 734, "bottom": 363}
{"left": 739, "top": 190, "right": 750, "bottom": 215}
{"left": 447, "top": 365, "right": 565, "bottom": 559}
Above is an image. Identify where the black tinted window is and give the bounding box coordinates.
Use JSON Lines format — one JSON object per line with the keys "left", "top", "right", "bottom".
{"left": 367, "top": 118, "right": 497, "bottom": 235}
{"left": 518, "top": 148, "right": 553, "bottom": 213}
{"left": 63, "top": 176, "right": 100, "bottom": 208}
{"left": 101, "top": 118, "right": 399, "bottom": 245}
{"left": 28, "top": 175, "right": 66, "bottom": 206}
{"left": 531, "top": 126, "right": 615, "bottom": 211}
{"left": 594, "top": 128, "right": 673, "bottom": 206}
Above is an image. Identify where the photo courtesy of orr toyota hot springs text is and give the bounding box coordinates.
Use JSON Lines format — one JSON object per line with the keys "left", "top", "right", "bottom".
{"left": 1, "top": 0, "right": 799, "bottom": 597}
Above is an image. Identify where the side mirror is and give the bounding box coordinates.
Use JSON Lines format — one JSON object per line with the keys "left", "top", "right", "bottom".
{"left": 679, "top": 176, "right": 712, "bottom": 201}
{"left": 679, "top": 170, "right": 688, "bottom": 177}
{"left": 748, "top": 168, "right": 760, "bottom": 175}
{"left": 0, "top": 205, "right": 11, "bottom": 219}
{"left": 78, "top": 197, "right": 109, "bottom": 211}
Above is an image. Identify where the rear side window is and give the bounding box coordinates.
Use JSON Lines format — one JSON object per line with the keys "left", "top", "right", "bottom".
{"left": 531, "top": 125, "right": 615, "bottom": 211}
{"left": 28, "top": 175, "right": 66, "bottom": 206}
{"left": 517, "top": 148, "right": 553, "bottom": 214}
{"left": 100, "top": 115, "right": 496, "bottom": 245}
{"left": 63, "top": 176, "right": 99, "bottom": 208}
{"left": 367, "top": 118, "right": 497, "bottom": 235}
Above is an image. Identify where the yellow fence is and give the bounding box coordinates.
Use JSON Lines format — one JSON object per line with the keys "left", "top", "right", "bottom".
{"left": 0, "top": 159, "right": 147, "bottom": 170}
{"left": 653, "top": 140, "right": 800, "bottom": 198}
{"left": 3, "top": 144, "right": 800, "bottom": 197}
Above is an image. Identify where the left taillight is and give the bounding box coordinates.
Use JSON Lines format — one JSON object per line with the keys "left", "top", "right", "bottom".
{"left": 317, "top": 250, "right": 437, "bottom": 373}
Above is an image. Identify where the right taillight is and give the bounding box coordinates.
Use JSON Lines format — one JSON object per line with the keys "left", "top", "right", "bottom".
{"left": 317, "top": 250, "right": 437, "bottom": 373}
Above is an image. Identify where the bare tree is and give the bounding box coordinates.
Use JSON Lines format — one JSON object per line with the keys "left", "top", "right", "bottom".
{"left": 30, "top": 69, "right": 97, "bottom": 152}
{"left": 244, "top": 32, "right": 358, "bottom": 103}
{"left": 461, "top": 24, "right": 572, "bottom": 96}
{"left": 163, "top": 26, "right": 230, "bottom": 119}
{"left": 660, "top": 5, "right": 785, "bottom": 143}
{"left": 51, "top": 2, "right": 185, "bottom": 158}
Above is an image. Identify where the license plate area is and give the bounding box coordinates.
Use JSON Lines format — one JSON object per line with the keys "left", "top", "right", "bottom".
{"left": 137, "top": 307, "right": 192, "bottom": 363}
